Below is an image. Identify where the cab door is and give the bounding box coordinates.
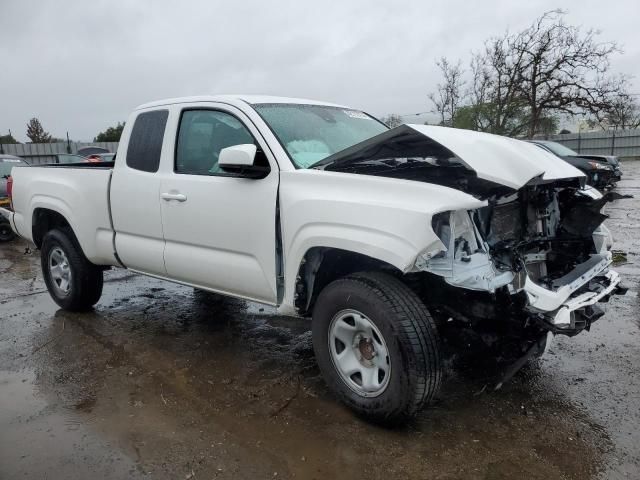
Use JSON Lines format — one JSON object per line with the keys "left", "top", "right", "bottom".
{"left": 158, "top": 105, "right": 280, "bottom": 304}
{"left": 110, "top": 109, "right": 169, "bottom": 276}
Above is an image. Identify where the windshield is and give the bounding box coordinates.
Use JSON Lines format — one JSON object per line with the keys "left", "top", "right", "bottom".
{"left": 253, "top": 103, "right": 388, "bottom": 168}
{"left": 542, "top": 141, "right": 578, "bottom": 157}
{"left": 0, "top": 158, "right": 27, "bottom": 177}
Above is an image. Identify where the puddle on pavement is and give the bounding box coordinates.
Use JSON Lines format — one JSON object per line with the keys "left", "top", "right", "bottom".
{"left": 0, "top": 369, "right": 142, "bottom": 479}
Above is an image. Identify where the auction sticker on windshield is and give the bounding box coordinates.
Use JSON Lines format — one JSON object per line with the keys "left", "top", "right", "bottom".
{"left": 343, "top": 110, "right": 372, "bottom": 119}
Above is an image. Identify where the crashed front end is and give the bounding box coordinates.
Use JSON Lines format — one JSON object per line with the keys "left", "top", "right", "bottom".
{"left": 315, "top": 124, "right": 627, "bottom": 339}
{"left": 419, "top": 185, "right": 625, "bottom": 337}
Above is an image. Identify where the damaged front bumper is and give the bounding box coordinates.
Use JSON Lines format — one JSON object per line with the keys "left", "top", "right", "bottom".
{"left": 524, "top": 252, "right": 625, "bottom": 335}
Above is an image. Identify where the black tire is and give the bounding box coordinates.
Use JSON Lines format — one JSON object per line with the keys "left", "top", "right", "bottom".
{"left": 41, "top": 227, "right": 103, "bottom": 311}
{"left": 312, "top": 271, "right": 442, "bottom": 425}
{"left": 0, "top": 219, "right": 15, "bottom": 242}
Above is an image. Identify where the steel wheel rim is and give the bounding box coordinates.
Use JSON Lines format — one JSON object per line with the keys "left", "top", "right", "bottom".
{"left": 49, "top": 247, "right": 72, "bottom": 296}
{"left": 328, "top": 309, "right": 391, "bottom": 397}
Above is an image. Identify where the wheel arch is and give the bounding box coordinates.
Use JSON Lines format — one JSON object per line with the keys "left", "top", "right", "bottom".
{"left": 32, "top": 207, "right": 75, "bottom": 249}
{"left": 293, "top": 246, "right": 404, "bottom": 316}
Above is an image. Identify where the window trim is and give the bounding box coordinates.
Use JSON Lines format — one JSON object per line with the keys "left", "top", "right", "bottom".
{"left": 125, "top": 109, "right": 169, "bottom": 173}
{"left": 173, "top": 107, "right": 269, "bottom": 177}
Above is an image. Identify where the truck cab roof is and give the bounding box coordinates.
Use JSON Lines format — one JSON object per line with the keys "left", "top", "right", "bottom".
{"left": 135, "top": 95, "right": 348, "bottom": 111}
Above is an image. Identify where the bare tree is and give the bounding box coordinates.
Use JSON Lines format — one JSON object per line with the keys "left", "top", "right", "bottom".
{"left": 463, "top": 37, "right": 530, "bottom": 136}
{"left": 26, "top": 118, "right": 51, "bottom": 143}
{"left": 511, "top": 10, "right": 622, "bottom": 137}
{"left": 589, "top": 92, "right": 640, "bottom": 130}
{"left": 608, "top": 94, "right": 640, "bottom": 129}
{"left": 428, "top": 58, "right": 465, "bottom": 126}
{"left": 427, "top": 10, "right": 629, "bottom": 137}
{"left": 380, "top": 114, "right": 404, "bottom": 128}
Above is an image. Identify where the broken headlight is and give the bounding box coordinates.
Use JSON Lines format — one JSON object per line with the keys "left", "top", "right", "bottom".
{"left": 416, "top": 209, "right": 517, "bottom": 292}
{"left": 431, "top": 210, "right": 483, "bottom": 261}
{"left": 588, "top": 161, "right": 612, "bottom": 171}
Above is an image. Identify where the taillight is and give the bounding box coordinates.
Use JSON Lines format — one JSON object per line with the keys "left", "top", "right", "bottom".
{"left": 7, "top": 175, "right": 13, "bottom": 209}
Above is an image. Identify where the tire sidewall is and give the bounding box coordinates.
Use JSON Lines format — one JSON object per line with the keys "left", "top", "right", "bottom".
{"left": 41, "top": 228, "right": 105, "bottom": 311}
{"left": 41, "top": 230, "right": 76, "bottom": 309}
{"left": 312, "top": 278, "right": 419, "bottom": 419}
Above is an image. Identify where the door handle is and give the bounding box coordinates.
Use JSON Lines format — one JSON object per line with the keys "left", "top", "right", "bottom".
{"left": 160, "top": 192, "right": 187, "bottom": 202}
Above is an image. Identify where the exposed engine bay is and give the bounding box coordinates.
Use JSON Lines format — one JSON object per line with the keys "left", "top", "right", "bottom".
{"left": 416, "top": 181, "right": 628, "bottom": 338}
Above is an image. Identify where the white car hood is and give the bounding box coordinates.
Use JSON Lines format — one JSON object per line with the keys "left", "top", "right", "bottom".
{"left": 314, "top": 124, "right": 585, "bottom": 191}
{"left": 409, "top": 125, "right": 584, "bottom": 189}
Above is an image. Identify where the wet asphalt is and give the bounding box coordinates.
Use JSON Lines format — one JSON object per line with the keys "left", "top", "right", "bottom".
{"left": 1, "top": 162, "right": 639, "bottom": 480}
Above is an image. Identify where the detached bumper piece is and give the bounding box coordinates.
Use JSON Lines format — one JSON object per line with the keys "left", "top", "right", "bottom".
{"left": 545, "top": 271, "right": 624, "bottom": 336}
{"left": 523, "top": 252, "right": 626, "bottom": 336}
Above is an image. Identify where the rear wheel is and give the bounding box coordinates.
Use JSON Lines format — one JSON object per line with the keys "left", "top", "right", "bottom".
{"left": 0, "top": 219, "right": 15, "bottom": 242}
{"left": 312, "top": 271, "right": 442, "bottom": 425}
{"left": 41, "top": 228, "right": 103, "bottom": 311}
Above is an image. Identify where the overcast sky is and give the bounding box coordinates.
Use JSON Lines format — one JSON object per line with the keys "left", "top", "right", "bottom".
{"left": 1, "top": 0, "right": 639, "bottom": 142}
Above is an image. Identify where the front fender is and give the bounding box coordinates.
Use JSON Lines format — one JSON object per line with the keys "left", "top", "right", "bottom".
{"left": 279, "top": 169, "right": 486, "bottom": 309}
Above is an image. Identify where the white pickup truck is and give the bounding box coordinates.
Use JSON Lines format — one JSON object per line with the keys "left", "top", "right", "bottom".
{"left": 2, "top": 95, "right": 625, "bottom": 423}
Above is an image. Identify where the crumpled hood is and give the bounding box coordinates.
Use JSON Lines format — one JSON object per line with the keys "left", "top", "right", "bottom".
{"left": 314, "top": 124, "right": 585, "bottom": 191}
{"left": 411, "top": 125, "right": 584, "bottom": 189}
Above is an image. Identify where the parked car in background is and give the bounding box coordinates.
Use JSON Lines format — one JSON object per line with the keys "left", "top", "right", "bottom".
{"left": 50, "top": 153, "right": 114, "bottom": 164}
{"left": 76, "top": 146, "right": 110, "bottom": 157}
{"left": 0, "top": 155, "right": 28, "bottom": 203}
{"left": 0, "top": 154, "right": 29, "bottom": 241}
{"left": 86, "top": 153, "right": 116, "bottom": 163}
{"left": 528, "top": 140, "right": 621, "bottom": 189}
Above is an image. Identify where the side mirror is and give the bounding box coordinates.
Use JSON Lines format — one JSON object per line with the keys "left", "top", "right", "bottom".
{"left": 219, "top": 144, "right": 270, "bottom": 179}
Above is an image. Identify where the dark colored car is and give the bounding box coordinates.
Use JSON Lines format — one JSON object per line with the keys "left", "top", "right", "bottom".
{"left": 0, "top": 154, "right": 29, "bottom": 241}
{"left": 528, "top": 140, "right": 621, "bottom": 189}
{"left": 76, "top": 146, "right": 110, "bottom": 157}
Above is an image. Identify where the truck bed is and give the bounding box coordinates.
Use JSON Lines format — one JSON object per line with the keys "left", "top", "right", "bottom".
{"left": 9, "top": 164, "right": 118, "bottom": 265}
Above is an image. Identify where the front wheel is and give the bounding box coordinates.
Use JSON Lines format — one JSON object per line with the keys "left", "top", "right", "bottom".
{"left": 41, "top": 228, "right": 103, "bottom": 311}
{"left": 312, "top": 271, "right": 442, "bottom": 425}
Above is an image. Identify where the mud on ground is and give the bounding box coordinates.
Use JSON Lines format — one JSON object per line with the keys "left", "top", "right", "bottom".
{"left": 1, "top": 162, "right": 639, "bottom": 479}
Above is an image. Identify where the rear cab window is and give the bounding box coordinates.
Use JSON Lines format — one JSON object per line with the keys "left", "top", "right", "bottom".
{"left": 126, "top": 110, "right": 169, "bottom": 172}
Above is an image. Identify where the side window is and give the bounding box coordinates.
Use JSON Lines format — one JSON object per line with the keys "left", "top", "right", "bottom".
{"left": 175, "top": 110, "right": 257, "bottom": 175}
{"left": 126, "top": 110, "right": 168, "bottom": 173}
